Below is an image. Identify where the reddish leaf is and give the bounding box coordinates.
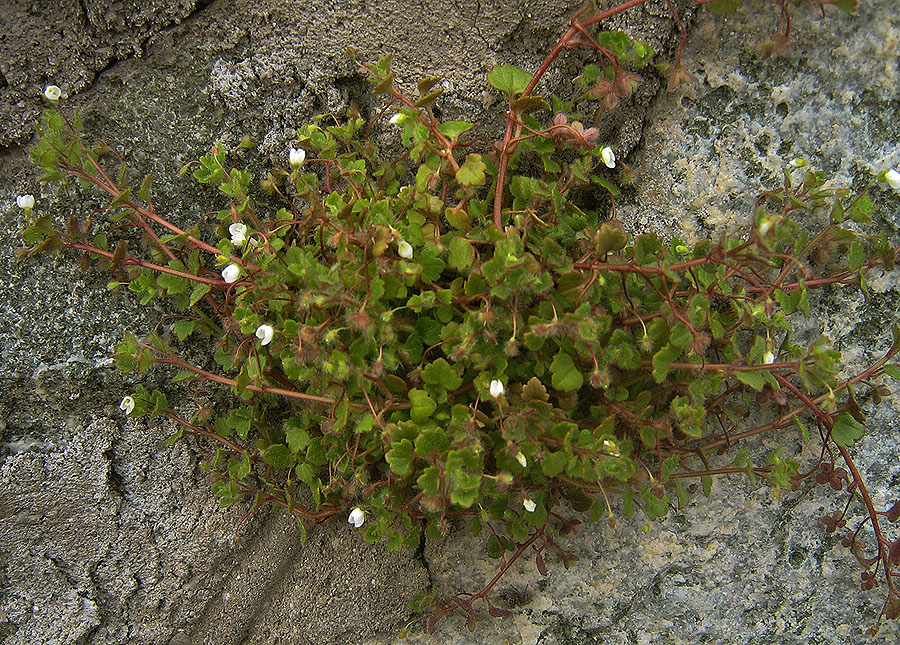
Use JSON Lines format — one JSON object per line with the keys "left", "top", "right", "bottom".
{"left": 886, "top": 499, "right": 900, "bottom": 523}
{"left": 487, "top": 603, "right": 512, "bottom": 618}
{"left": 535, "top": 551, "right": 548, "bottom": 576}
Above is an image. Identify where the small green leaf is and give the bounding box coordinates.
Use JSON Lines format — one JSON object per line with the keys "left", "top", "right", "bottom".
{"left": 882, "top": 364, "right": 900, "bottom": 380}
{"left": 417, "top": 466, "right": 440, "bottom": 495}
{"left": 262, "top": 444, "right": 294, "bottom": 468}
{"left": 386, "top": 438, "right": 415, "bottom": 476}
{"left": 831, "top": 411, "right": 865, "bottom": 447}
{"left": 736, "top": 369, "right": 767, "bottom": 391}
{"left": 456, "top": 154, "right": 487, "bottom": 187}
{"left": 437, "top": 121, "right": 474, "bottom": 140}
{"left": 541, "top": 451, "right": 567, "bottom": 477}
{"left": 415, "top": 427, "right": 449, "bottom": 457}
{"left": 423, "top": 358, "right": 464, "bottom": 391}
{"left": 488, "top": 65, "right": 532, "bottom": 95}
{"left": 189, "top": 283, "right": 211, "bottom": 306}
{"left": 550, "top": 351, "right": 583, "bottom": 392}
{"left": 409, "top": 389, "right": 437, "bottom": 423}
{"left": 848, "top": 240, "right": 866, "bottom": 271}
{"left": 448, "top": 236, "right": 475, "bottom": 271}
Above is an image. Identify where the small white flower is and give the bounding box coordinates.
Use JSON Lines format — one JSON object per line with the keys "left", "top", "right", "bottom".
{"left": 489, "top": 379, "right": 504, "bottom": 398}
{"left": 389, "top": 114, "right": 405, "bottom": 125}
{"left": 763, "top": 350, "right": 776, "bottom": 365}
{"left": 255, "top": 324, "right": 274, "bottom": 346}
{"left": 289, "top": 147, "right": 306, "bottom": 167}
{"left": 119, "top": 396, "right": 135, "bottom": 415}
{"left": 885, "top": 169, "right": 900, "bottom": 191}
{"left": 523, "top": 498, "right": 537, "bottom": 513}
{"left": 43, "top": 85, "right": 61, "bottom": 101}
{"left": 221, "top": 263, "right": 240, "bottom": 283}
{"left": 229, "top": 222, "right": 247, "bottom": 246}
{"left": 16, "top": 194, "right": 35, "bottom": 209}
{"left": 789, "top": 158, "right": 808, "bottom": 168}
{"left": 516, "top": 451, "right": 527, "bottom": 468}
{"left": 397, "top": 240, "right": 413, "bottom": 259}
{"left": 348, "top": 507, "right": 365, "bottom": 528}
{"left": 600, "top": 146, "right": 616, "bottom": 169}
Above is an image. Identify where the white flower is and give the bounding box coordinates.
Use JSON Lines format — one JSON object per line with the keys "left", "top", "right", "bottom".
{"left": 600, "top": 146, "right": 616, "bottom": 169}
{"left": 229, "top": 222, "right": 248, "bottom": 246}
{"left": 397, "top": 240, "right": 413, "bottom": 259}
{"left": 255, "top": 324, "right": 274, "bottom": 346}
{"left": 289, "top": 147, "right": 306, "bottom": 167}
{"left": 885, "top": 169, "right": 900, "bottom": 191}
{"left": 763, "top": 350, "right": 776, "bottom": 365}
{"left": 16, "top": 194, "right": 35, "bottom": 209}
{"left": 348, "top": 507, "right": 365, "bottom": 528}
{"left": 523, "top": 498, "right": 537, "bottom": 513}
{"left": 221, "top": 263, "right": 240, "bottom": 283}
{"left": 389, "top": 114, "right": 405, "bottom": 125}
{"left": 119, "top": 396, "right": 135, "bottom": 415}
{"left": 489, "top": 379, "right": 504, "bottom": 398}
{"left": 43, "top": 85, "right": 61, "bottom": 101}
{"left": 516, "top": 451, "right": 527, "bottom": 468}
{"left": 789, "top": 158, "right": 808, "bottom": 168}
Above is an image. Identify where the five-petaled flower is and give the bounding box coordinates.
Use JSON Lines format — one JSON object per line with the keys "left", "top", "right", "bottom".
{"left": 489, "top": 379, "right": 504, "bottom": 398}
{"left": 120, "top": 396, "right": 135, "bottom": 415}
{"left": 255, "top": 324, "right": 274, "bottom": 346}
{"left": 348, "top": 507, "right": 365, "bottom": 528}
{"left": 523, "top": 498, "right": 537, "bottom": 513}
{"left": 600, "top": 146, "right": 616, "bottom": 169}
{"left": 16, "top": 194, "right": 35, "bottom": 209}
{"left": 289, "top": 147, "right": 306, "bottom": 167}
{"left": 516, "top": 451, "right": 527, "bottom": 468}
{"left": 43, "top": 85, "right": 61, "bottom": 101}
{"left": 886, "top": 169, "right": 900, "bottom": 191}
{"left": 221, "top": 263, "right": 240, "bottom": 283}
{"left": 397, "top": 240, "right": 413, "bottom": 259}
{"left": 229, "top": 222, "right": 247, "bottom": 246}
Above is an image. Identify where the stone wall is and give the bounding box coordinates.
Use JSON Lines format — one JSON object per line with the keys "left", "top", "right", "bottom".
{"left": 1, "top": 0, "right": 898, "bottom": 643}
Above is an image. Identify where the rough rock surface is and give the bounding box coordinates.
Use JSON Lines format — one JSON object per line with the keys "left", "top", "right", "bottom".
{"left": 1, "top": 1, "right": 899, "bottom": 644}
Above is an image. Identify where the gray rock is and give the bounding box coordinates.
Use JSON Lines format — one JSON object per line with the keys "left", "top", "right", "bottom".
{"left": 1, "top": 0, "right": 899, "bottom": 644}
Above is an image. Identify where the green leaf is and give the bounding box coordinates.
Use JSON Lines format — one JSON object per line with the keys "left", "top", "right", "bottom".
{"left": 651, "top": 343, "right": 682, "bottom": 383}
{"left": 541, "top": 451, "right": 567, "bottom": 477}
{"left": 882, "top": 364, "right": 900, "bottom": 380}
{"left": 286, "top": 426, "right": 311, "bottom": 453}
{"left": 419, "top": 246, "right": 445, "bottom": 283}
{"left": 386, "top": 438, "right": 414, "bottom": 476}
{"left": 550, "top": 351, "right": 583, "bottom": 392}
{"left": 488, "top": 65, "right": 532, "bottom": 95}
{"left": 409, "top": 389, "right": 437, "bottom": 423}
{"left": 417, "top": 466, "right": 441, "bottom": 496}
{"left": 436, "top": 121, "right": 474, "bottom": 140}
{"left": 831, "top": 411, "right": 865, "bottom": 447}
{"left": 294, "top": 462, "right": 317, "bottom": 484}
{"left": 848, "top": 240, "right": 865, "bottom": 271}
{"left": 448, "top": 236, "right": 475, "bottom": 271}
{"left": 228, "top": 451, "right": 251, "bottom": 481}
{"left": 735, "top": 369, "right": 767, "bottom": 392}
{"left": 701, "top": 474, "right": 713, "bottom": 496}
{"left": 423, "top": 358, "right": 464, "bottom": 391}
{"left": 261, "top": 444, "right": 294, "bottom": 468}
{"left": 456, "top": 154, "right": 487, "bottom": 187}
{"left": 189, "top": 283, "right": 211, "bottom": 306}
{"left": 173, "top": 320, "right": 196, "bottom": 342}
{"left": 415, "top": 427, "right": 449, "bottom": 457}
